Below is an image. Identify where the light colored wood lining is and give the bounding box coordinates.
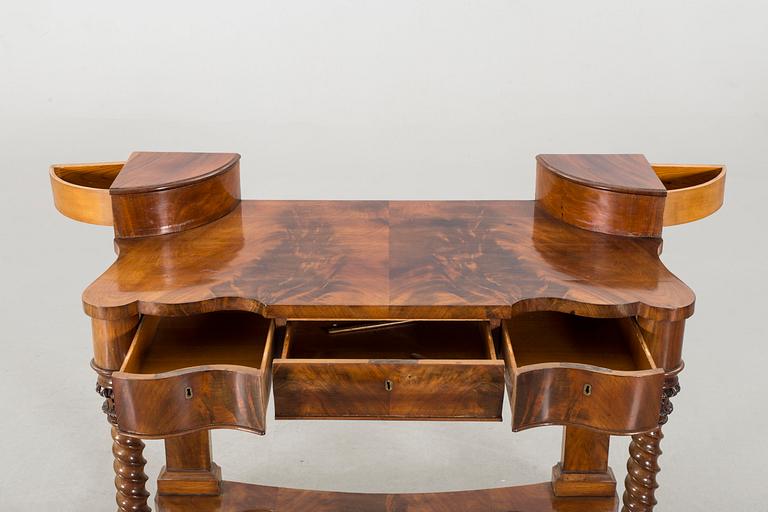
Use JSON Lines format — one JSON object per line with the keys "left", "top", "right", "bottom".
{"left": 49, "top": 162, "right": 124, "bottom": 226}
{"left": 652, "top": 163, "right": 726, "bottom": 226}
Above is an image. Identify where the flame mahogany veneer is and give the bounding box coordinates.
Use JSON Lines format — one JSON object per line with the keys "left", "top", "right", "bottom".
{"left": 48, "top": 152, "right": 725, "bottom": 512}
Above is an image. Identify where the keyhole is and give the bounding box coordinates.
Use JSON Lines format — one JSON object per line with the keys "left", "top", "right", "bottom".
{"left": 384, "top": 380, "right": 393, "bottom": 392}
{"left": 185, "top": 387, "right": 193, "bottom": 399}
{"left": 583, "top": 384, "right": 592, "bottom": 396}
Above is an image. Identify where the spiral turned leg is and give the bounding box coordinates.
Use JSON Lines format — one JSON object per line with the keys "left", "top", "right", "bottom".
{"left": 622, "top": 375, "right": 680, "bottom": 512}
{"left": 112, "top": 426, "right": 151, "bottom": 512}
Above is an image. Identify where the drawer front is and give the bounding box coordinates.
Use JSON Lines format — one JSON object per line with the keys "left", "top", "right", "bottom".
{"left": 508, "top": 365, "right": 664, "bottom": 434}
{"left": 273, "top": 360, "right": 504, "bottom": 420}
{"left": 113, "top": 365, "right": 270, "bottom": 437}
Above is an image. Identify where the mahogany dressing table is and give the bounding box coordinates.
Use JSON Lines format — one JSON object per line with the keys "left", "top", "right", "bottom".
{"left": 48, "top": 152, "right": 726, "bottom": 511}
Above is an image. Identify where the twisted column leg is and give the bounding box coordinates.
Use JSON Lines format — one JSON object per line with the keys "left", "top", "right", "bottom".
{"left": 112, "top": 426, "right": 151, "bottom": 512}
{"left": 621, "top": 374, "right": 681, "bottom": 512}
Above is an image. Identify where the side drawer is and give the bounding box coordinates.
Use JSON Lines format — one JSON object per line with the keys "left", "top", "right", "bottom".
{"left": 112, "top": 311, "right": 274, "bottom": 437}
{"left": 49, "top": 162, "right": 123, "bottom": 225}
{"left": 502, "top": 312, "right": 664, "bottom": 435}
{"left": 273, "top": 321, "right": 505, "bottom": 421}
{"left": 652, "top": 163, "right": 726, "bottom": 226}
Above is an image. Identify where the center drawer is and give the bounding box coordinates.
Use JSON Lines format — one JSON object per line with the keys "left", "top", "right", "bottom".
{"left": 502, "top": 312, "right": 664, "bottom": 435}
{"left": 272, "top": 321, "right": 505, "bottom": 421}
{"left": 112, "top": 311, "right": 274, "bottom": 437}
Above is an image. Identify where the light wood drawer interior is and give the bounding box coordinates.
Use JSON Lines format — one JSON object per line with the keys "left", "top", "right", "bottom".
{"left": 49, "top": 162, "right": 124, "bottom": 225}
{"left": 113, "top": 311, "right": 274, "bottom": 437}
{"left": 273, "top": 321, "right": 505, "bottom": 421}
{"left": 502, "top": 312, "right": 664, "bottom": 434}
{"left": 652, "top": 163, "right": 726, "bottom": 226}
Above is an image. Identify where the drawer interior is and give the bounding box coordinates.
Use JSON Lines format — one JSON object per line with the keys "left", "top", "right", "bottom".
{"left": 504, "top": 312, "right": 654, "bottom": 371}
{"left": 52, "top": 163, "right": 123, "bottom": 189}
{"left": 652, "top": 164, "right": 723, "bottom": 191}
{"left": 282, "top": 321, "right": 495, "bottom": 361}
{"left": 121, "top": 311, "right": 273, "bottom": 374}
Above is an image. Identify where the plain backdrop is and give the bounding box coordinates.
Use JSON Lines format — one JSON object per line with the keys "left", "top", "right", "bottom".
{"left": 1, "top": 1, "right": 766, "bottom": 510}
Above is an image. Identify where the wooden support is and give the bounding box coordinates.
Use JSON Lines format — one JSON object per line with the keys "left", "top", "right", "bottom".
{"left": 552, "top": 427, "right": 616, "bottom": 497}
{"left": 158, "top": 431, "right": 222, "bottom": 496}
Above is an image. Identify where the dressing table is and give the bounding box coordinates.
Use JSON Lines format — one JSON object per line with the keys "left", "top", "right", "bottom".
{"left": 49, "top": 152, "right": 725, "bottom": 511}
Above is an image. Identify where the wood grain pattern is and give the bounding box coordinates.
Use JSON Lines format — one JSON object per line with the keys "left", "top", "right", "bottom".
{"left": 156, "top": 480, "right": 618, "bottom": 512}
{"left": 502, "top": 313, "right": 665, "bottom": 434}
{"left": 536, "top": 154, "right": 666, "bottom": 195}
{"left": 81, "top": 201, "right": 696, "bottom": 321}
{"left": 91, "top": 315, "right": 140, "bottom": 371}
{"left": 552, "top": 427, "right": 615, "bottom": 497}
{"left": 111, "top": 152, "right": 240, "bottom": 194}
{"left": 652, "top": 164, "right": 726, "bottom": 226}
{"left": 636, "top": 318, "right": 686, "bottom": 371}
{"left": 111, "top": 158, "right": 240, "bottom": 238}
{"left": 536, "top": 161, "right": 666, "bottom": 237}
{"left": 43, "top": 151, "right": 727, "bottom": 512}
{"left": 112, "top": 312, "right": 274, "bottom": 437}
{"left": 273, "top": 321, "right": 504, "bottom": 420}
{"left": 49, "top": 162, "right": 123, "bottom": 225}
{"left": 158, "top": 431, "right": 221, "bottom": 496}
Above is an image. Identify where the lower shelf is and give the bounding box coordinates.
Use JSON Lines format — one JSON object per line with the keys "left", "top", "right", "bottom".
{"left": 156, "top": 481, "right": 618, "bottom": 512}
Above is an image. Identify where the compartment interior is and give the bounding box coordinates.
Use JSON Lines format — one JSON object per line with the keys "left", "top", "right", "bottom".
{"left": 123, "top": 311, "right": 272, "bottom": 374}
{"left": 652, "top": 165, "right": 723, "bottom": 190}
{"left": 283, "top": 321, "right": 495, "bottom": 360}
{"left": 504, "top": 312, "right": 652, "bottom": 371}
{"left": 53, "top": 164, "right": 123, "bottom": 189}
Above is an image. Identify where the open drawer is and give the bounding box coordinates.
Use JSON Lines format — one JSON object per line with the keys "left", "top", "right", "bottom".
{"left": 273, "top": 321, "right": 505, "bottom": 420}
{"left": 49, "top": 162, "right": 124, "bottom": 225}
{"left": 502, "top": 312, "right": 664, "bottom": 435}
{"left": 652, "top": 163, "right": 726, "bottom": 226}
{"left": 112, "top": 311, "right": 274, "bottom": 437}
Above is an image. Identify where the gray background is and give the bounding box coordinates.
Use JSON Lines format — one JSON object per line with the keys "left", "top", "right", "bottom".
{"left": 1, "top": 1, "right": 766, "bottom": 510}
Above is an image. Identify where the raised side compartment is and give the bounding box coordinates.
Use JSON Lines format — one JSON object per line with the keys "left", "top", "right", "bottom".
{"left": 109, "top": 151, "right": 242, "bottom": 238}
{"left": 49, "top": 162, "right": 124, "bottom": 225}
{"left": 273, "top": 321, "right": 505, "bottom": 420}
{"left": 502, "top": 312, "right": 664, "bottom": 434}
{"left": 49, "top": 152, "right": 241, "bottom": 237}
{"left": 652, "top": 163, "right": 726, "bottom": 226}
{"left": 112, "top": 311, "right": 274, "bottom": 437}
{"left": 535, "top": 154, "right": 667, "bottom": 237}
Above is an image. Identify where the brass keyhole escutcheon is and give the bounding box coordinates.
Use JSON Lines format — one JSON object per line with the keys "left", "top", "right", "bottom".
{"left": 185, "top": 387, "right": 193, "bottom": 399}
{"left": 384, "top": 380, "right": 393, "bottom": 392}
{"left": 583, "top": 383, "right": 592, "bottom": 396}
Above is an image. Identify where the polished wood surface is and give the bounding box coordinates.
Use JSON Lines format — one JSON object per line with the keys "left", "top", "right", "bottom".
{"left": 536, "top": 154, "right": 666, "bottom": 195}
{"left": 112, "top": 426, "right": 151, "bottom": 512}
{"left": 622, "top": 372, "right": 681, "bottom": 512}
{"left": 652, "top": 163, "right": 726, "bottom": 226}
{"left": 535, "top": 155, "right": 666, "bottom": 237}
{"left": 274, "top": 320, "right": 504, "bottom": 420}
{"left": 159, "top": 432, "right": 221, "bottom": 496}
{"left": 156, "top": 481, "right": 618, "bottom": 512}
{"left": 91, "top": 315, "right": 140, "bottom": 371}
{"left": 111, "top": 152, "right": 240, "bottom": 194}
{"left": 502, "top": 313, "right": 664, "bottom": 434}
{"left": 45, "top": 152, "right": 725, "bottom": 512}
{"left": 82, "top": 200, "right": 696, "bottom": 321}
{"left": 49, "top": 162, "right": 123, "bottom": 225}
{"left": 552, "top": 427, "right": 615, "bottom": 497}
{"left": 112, "top": 312, "right": 274, "bottom": 437}
{"left": 111, "top": 153, "right": 241, "bottom": 238}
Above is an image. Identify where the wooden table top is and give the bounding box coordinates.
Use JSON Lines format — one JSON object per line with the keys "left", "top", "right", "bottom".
{"left": 82, "top": 199, "right": 694, "bottom": 321}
